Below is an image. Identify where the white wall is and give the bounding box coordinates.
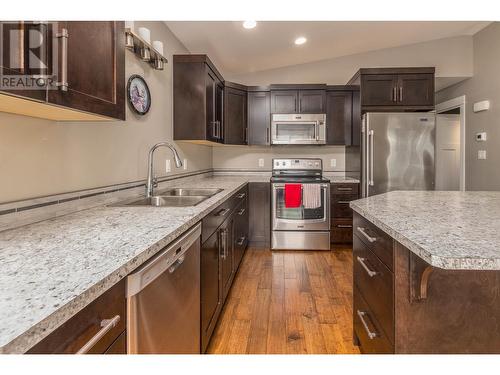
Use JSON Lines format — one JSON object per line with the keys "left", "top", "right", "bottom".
{"left": 436, "top": 22, "right": 500, "bottom": 190}
{"left": 0, "top": 22, "right": 213, "bottom": 203}
{"left": 226, "top": 36, "right": 473, "bottom": 87}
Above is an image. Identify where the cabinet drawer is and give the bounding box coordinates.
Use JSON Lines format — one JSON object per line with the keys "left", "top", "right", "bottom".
{"left": 353, "top": 236, "right": 394, "bottom": 342}
{"left": 353, "top": 285, "right": 394, "bottom": 354}
{"left": 104, "top": 331, "right": 126, "bottom": 354}
{"left": 28, "top": 279, "right": 126, "bottom": 354}
{"left": 331, "top": 218, "right": 353, "bottom": 244}
{"left": 332, "top": 194, "right": 358, "bottom": 218}
{"left": 331, "top": 183, "right": 359, "bottom": 195}
{"left": 353, "top": 213, "right": 393, "bottom": 271}
{"left": 202, "top": 184, "right": 248, "bottom": 243}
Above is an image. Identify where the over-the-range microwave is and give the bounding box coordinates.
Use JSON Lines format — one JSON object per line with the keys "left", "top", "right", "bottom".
{"left": 271, "top": 113, "right": 326, "bottom": 145}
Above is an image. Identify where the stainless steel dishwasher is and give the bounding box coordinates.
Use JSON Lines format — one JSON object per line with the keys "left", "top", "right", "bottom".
{"left": 127, "top": 223, "right": 201, "bottom": 354}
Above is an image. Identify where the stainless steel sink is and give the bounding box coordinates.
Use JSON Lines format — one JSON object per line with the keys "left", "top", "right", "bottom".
{"left": 111, "top": 188, "right": 223, "bottom": 207}
{"left": 158, "top": 188, "right": 223, "bottom": 197}
{"left": 116, "top": 195, "right": 207, "bottom": 207}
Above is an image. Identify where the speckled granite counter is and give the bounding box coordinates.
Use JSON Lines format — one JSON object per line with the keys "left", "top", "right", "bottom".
{"left": 350, "top": 191, "right": 500, "bottom": 271}
{"left": 0, "top": 175, "right": 268, "bottom": 354}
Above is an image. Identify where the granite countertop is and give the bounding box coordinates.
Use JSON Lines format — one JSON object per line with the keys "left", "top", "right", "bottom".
{"left": 0, "top": 175, "right": 267, "bottom": 354}
{"left": 350, "top": 191, "right": 500, "bottom": 271}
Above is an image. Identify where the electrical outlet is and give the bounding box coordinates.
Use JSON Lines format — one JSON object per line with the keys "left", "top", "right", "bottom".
{"left": 258, "top": 158, "right": 264, "bottom": 167}
{"left": 330, "top": 158, "right": 337, "bottom": 168}
{"left": 478, "top": 150, "right": 487, "bottom": 160}
{"left": 183, "top": 159, "right": 188, "bottom": 170}
{"left": 165, "top": 159, "right": 171, "bottom": 173}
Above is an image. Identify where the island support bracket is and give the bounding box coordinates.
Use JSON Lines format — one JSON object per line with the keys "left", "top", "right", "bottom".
{"left": 409, "top": 253, "right": 433, "bottom": 302}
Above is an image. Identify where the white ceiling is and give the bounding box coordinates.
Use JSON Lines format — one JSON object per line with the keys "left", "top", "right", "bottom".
{"left": 166, "top": 21, "right": 489, "bottom": 76}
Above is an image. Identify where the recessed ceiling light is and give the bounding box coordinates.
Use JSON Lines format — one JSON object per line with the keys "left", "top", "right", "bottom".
{"left": 243, "top": 21, "right": 257, "bottom": 29}
{"left": 294, "top": 36, "right": 307, "bottom": 45}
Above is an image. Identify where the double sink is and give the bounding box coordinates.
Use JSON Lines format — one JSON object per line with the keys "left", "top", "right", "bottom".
{"left": 113, "top": 188, "right": 223, "bottom": 207}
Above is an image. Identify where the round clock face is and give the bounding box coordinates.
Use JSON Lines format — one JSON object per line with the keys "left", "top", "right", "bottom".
{"left": 127, "top": 75, "right": 151, "bottom": 115}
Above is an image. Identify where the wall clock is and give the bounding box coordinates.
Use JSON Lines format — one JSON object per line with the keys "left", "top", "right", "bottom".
{"left": 127, "top": 75, "right": 151, "bottom": 115}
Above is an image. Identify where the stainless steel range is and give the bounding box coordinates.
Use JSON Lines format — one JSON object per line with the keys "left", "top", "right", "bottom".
{"left": 271, "top": 158, "right": 330, "bottom": 250}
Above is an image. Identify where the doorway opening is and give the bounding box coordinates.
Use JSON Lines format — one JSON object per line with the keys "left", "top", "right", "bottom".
{"left": 435, "top": 96, "right": 466, "bottom": 191}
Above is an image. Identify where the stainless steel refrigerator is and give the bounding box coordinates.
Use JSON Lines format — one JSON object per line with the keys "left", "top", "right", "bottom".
{"left": 361, "top": 112, "right": 435, "bottom": 197}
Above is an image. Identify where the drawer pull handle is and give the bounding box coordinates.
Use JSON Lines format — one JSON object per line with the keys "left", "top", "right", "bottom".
{"left": 357, "top": 256, "right": 378, "bottom": 277}
{"left": 76, "top": 315, "right": 120, "bottom": 354}
{"left": 238, "top": 208, "right": 246, "bottom": 215}
{"left": 337, "top": 200, "right": 350, "bottom": 204}
{"left": 337, "top": 187, "right": 352, "bottom": 191}
{"left": 237, "top": 236, "right": 246, "bottom": 246}
{"left": 356, "top": 310, "right": 378, "bottom": 340}
{"left": 337, "top": 224, "right": 353, "bottom": 229}
{"left": 237, "top": 193, "right": 246, "bottom": 199}
{"left": 217, "top": 208, "right": 231, "bottom": 217}
{"left": 357, "top": 227, "right": 377, "bottom": 243}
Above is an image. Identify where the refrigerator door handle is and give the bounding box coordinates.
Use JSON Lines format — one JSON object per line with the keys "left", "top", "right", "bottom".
{"left": 368, "top": 129, "right": 374, "bottom": 187}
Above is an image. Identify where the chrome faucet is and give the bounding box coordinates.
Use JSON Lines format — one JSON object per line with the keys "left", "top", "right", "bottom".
{"left": 146, "top": 142, "right": 183, "bottom": 198}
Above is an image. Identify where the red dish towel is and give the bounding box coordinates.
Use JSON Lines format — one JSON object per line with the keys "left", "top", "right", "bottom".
{"left": 284, "top": 184, "right": 302, "bottom": 208}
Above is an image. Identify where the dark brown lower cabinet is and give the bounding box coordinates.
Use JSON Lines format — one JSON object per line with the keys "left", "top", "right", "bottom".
{"left": 330, "top": 183, "right": 359, "bottom": 244}
{"left": 104, "top": 331, "right": 126, "bottom": 354}
{"left": 200, "top": 185, "right": 249, "bottom": 352}
{"left": 248, "top": 182, "right": 270, "bottom": 247}
{"left": 353, "top": 212, "right": 500, "bottom": 354}
{"left": 27, "top": 279, "right": 126, "bottom": 354}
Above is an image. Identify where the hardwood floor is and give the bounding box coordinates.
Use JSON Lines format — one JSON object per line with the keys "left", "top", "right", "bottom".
{"left": 207, "top": 247, "right": 360, "bottom": 354}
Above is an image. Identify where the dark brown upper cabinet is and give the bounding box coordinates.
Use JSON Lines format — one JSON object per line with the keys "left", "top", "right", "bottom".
{"left": 0, "top": 22, "right": 48, "bottom": 102}
{"left": 360, "top": 74, "right": 398, "bottom": 106}
{"left": 348, "top": 67, "right": 435, "bottom": 111}
{"left": 397, "top": 73, "right": 434, "bottom": 107}
{"left": 326, "top": 89, "right": 353, "bottom": 145}
{"left": 174, "top": 55, "right": 224, "bottom": 144}
{"left": 224, "top": 83, "right": 247, "bottom": 145}
{"left": 271, "top": 90, "right": 298, "bottom": 113}
{"left": 0, "top": 21, "right": 125, "bottom": 121}
{"left": 270, "top": 85, "right": 326, "bottom": 114}
{"left": 47, "top": 21, "right": 125, "bottom": 120}
{"left": 298, "top": 90, "right": 326, "bottom": 113}
{"left": 247, "top": 89, "right": 271, "bottom": 146}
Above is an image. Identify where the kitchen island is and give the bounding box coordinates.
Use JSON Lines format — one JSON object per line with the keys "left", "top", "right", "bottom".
{"left": 350, "top": 191, "right": 500, "bottom": 353}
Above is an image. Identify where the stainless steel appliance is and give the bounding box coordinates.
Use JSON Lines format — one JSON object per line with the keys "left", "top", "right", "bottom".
{"left": 127, "top": 223, "right": 201, "bottom": 354}
{"left": 271, "top": 158, "right": 330, "bottom": 250}
{"left": 361, "top": 112, "right": 435, "bottom": 197}
{"left": 271, "top": 113, "right": 326, "bottom": 145}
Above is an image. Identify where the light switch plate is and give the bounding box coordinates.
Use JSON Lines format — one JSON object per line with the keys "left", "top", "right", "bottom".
{"left": 330, "top": 158, "right": 337, "bottom": 168}
{"left": 183, "top": 159, "right": 187, "bottom": 170}
{"left": 478, "top": 150, "right": 487, "bottom": 160}
{"left": 165, "top": 159, "right": 171, "bottom": 172}
{"left": 258, "top": 158, "right": 264, "bottom": 167}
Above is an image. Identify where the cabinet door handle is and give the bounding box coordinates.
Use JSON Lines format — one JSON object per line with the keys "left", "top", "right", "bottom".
{"left": 356, "top": 310, "right": 378, "bottom": 340}
{"left": 336, "top": 224, "right": 353, "bottom": 229}
{"left": 76, "top": 315, "right": 120, "bottom": 354}
{"left": 56, "top": 28, "right": 69, "bottom": 91}
{"left": 219, "top": 229, "right": 227, "bottom": 259}
{"left": 238, "top": 208, "right": 246, "bottom": 215}
{"left": 337, "top": 187, "right": 352, "bottom": 192}
{"left": 237, "top": 236, "right": 246, "bottom": 246}
{"left": 337, "top": 200, "right": 350, "bottom": 204}
{"left": 392, "top": 86, "right": 397, "bottom": 102}
{"left": 356, "top": 227, "right": 377, "bottom": 243}
{"left": 237, "top": 193, "right": 246, "bottom": 199}
{"left": 266, "top": 127, "right": 270, "bottom": 144}
{"left": 356, "top": 256, "right": 378, "bottom": 277}
{"left": 399, "top": 87, "right": 403, "bottom": 102}
{"left": 217, "top": 208, "right": 231, "bottom": 216}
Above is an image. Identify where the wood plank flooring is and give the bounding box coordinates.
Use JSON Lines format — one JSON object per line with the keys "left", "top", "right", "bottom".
{"left": 207, "top": 247, "right": 360, "bottom": 354}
